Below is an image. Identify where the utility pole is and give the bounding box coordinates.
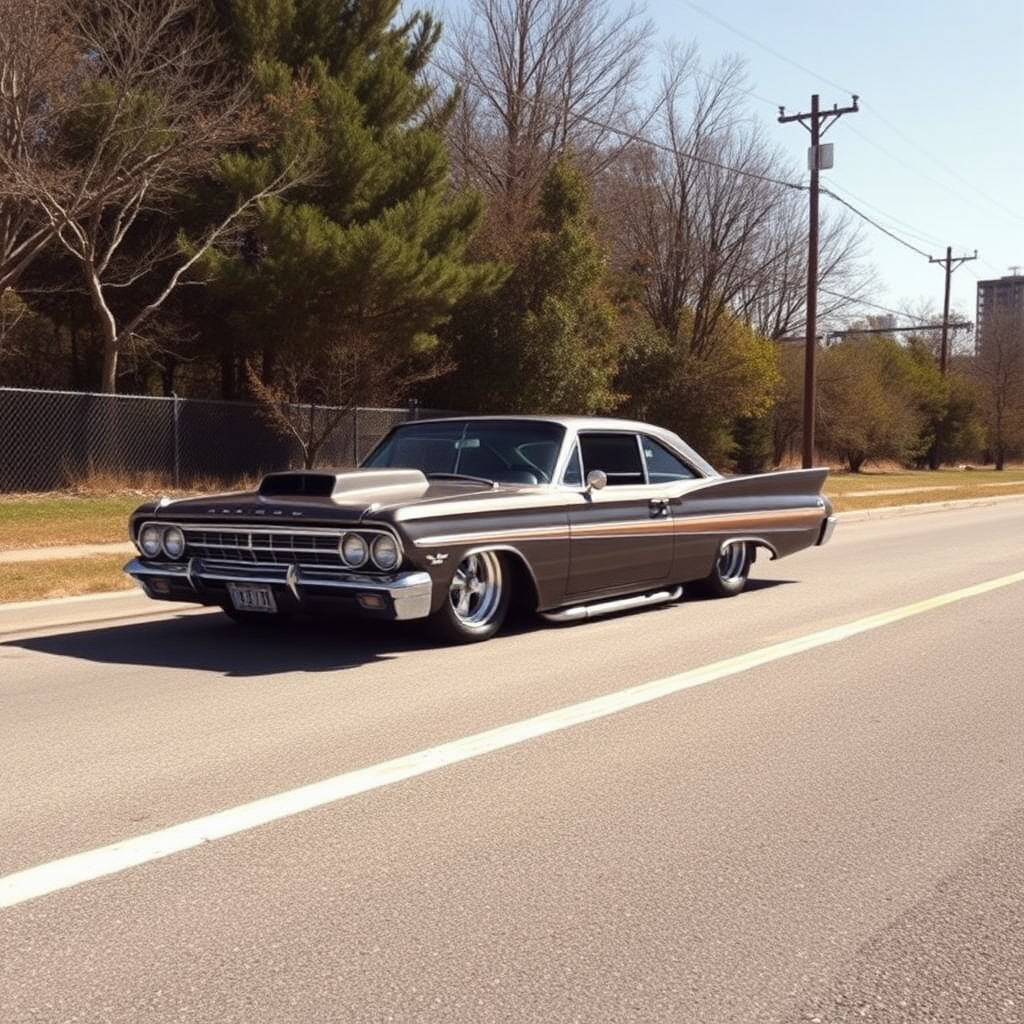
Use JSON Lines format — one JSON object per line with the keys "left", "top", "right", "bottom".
{"left": 779, "top": 94, "right": 858, "bottom": 468}
{"left": 928, "top": 246, "right": 977, "bottom": 374}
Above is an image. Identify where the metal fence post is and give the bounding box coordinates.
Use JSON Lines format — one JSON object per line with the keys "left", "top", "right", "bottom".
{"left": 172, "top": 392, "right": 181, "bottom": 488}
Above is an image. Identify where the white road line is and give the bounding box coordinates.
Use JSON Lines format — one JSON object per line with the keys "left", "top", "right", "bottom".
{"left": 4, "top": 569, "right": 1024, "bottom": 910}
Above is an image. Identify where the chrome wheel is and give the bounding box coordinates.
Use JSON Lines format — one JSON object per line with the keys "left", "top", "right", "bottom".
{"left": 716, "top": 543, "right": 749, "bottom": 583}
{"left": 430, "top": 550, "right": 510, "bottom": 643}
{"left": 448, "top": 551, "right": 504, "bottom": 627}
{"left": 691, "top": 541, "right": 752, "bottom": 598}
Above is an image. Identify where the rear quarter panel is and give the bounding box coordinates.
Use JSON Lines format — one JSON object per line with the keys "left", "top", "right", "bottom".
{"left": 672, "top": 468, "right": 831, "bottom": 580}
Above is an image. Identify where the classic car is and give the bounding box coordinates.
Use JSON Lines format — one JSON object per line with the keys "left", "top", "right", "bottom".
{"left": 124, "top": 415, "right": 836, "bottom": 643}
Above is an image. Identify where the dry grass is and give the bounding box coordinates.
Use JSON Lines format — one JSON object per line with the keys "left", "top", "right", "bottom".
{"left": 0, "top": 477, "right": 258, "bottom": 551}
{"left": 824, "top": 468, "right": 1024, "bottom": 513}
{"left": 0, "top": 555, "right": 136, "bottom": 603}
{"left": 63, "top": 470, "right": 260, "bottom": 497}
{"left": 0, "top": 495, "right": 144, "bottom": 549}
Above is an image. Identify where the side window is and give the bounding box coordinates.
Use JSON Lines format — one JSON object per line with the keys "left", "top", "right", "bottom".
{"left": 641, "top": 436, "right": 697, "bottom": 482}
{"left": 561, "top": 443, "right": 584, "bottom": 486}
{"left": 578, "top": 433, "right": 645, "bottom": 486}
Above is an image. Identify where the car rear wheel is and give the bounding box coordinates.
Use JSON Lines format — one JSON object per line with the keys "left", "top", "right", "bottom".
{"left": 690, "top": 541, "right": 752, "bottom": 598}
{"left": 430, "top": 550, "right": 510, "bottom": 643}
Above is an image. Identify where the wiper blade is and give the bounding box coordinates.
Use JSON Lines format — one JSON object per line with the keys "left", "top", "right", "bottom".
{"left": 427, "top": 472, "right": 497, "bottom": 487}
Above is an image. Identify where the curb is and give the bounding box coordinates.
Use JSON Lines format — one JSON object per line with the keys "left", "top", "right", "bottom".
{"left": 835, "top": 492, "right": 1024, "bottom": 523}
{"left": 0, "top": 589, "right": 210, "bottom": 637}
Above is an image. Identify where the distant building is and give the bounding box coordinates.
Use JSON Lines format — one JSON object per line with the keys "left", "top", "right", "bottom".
{"left": 975, "top": 271, "right": 1024, "bottom": 353}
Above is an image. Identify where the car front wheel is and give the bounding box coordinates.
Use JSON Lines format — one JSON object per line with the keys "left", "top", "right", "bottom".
{"left": 691, "top": 541, "right": 752, "bottom": 598}
{"left": 430, "top": 550, "right": 510, "bottom": 643}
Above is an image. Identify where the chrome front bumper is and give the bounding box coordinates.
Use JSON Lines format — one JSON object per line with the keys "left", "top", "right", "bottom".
{"left": 124, "top": 557, "right": 434, "bottom": 621}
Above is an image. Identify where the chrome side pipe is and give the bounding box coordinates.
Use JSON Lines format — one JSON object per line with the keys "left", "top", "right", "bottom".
{"left": 540, "top": 586, "right": 683, "bottom": 623}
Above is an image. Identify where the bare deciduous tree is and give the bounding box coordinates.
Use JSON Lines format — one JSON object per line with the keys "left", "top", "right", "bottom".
{"left": 971, "top": 312, "right": 1024, "bottom": 469}
{"left": 245, "top": 338, "right": 453, "bottom": 469}
{"left": 612, "top": 54, "right": 785, "bottom": 354}
{"left": 31, "top": 0, "right": 307, "bottom": 393}
{"left": 442, "top": 0, "right": 653, "bottom": 250}
{"left": 609, "top": 52, "right": 873, "bottom": 356}
{"left": 0, "top": 0, "right": 81, "bottom": 295}
{"left": 734, "top": 188, "right": 875, "bottom": 342}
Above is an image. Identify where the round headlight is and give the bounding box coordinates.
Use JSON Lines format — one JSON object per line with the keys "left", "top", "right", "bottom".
{"left": 340, "top": 532, "right": 369, "bottom": 567}
{"left": 371, "top": 534, "right": 400, "bottom": 571}
{"left": 162, "top": 526, "right": 186, "bottom": 559}
{"left": 139, "top": 524, "right": 162, "bottom": 557}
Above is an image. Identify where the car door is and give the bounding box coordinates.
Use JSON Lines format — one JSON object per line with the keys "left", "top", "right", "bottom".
{"left": 637, "top": 433, "right": 713, "bottom": 583}
{"left": 565, "top": 431, "right": 676, "bottom": 595}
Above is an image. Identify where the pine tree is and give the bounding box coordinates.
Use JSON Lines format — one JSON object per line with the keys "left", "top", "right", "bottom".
{"left": 200, "top": 0, "right": 494, "bottom": 402}
{"left": 433, "top": 157, "right": 620, "bottom": 415}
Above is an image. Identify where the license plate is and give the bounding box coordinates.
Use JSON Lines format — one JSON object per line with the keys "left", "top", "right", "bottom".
{"left": 227, "top": 583, "right": 278, "bottom": 613}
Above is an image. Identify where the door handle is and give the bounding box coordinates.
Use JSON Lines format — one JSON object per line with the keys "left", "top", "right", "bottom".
{"left": 649, "top": 498, "right": 670, "bottom": 517}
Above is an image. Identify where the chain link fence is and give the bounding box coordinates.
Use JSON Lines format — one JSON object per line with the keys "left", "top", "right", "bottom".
{"left": 0, "top": 387, "right": 453, "bottom": 494}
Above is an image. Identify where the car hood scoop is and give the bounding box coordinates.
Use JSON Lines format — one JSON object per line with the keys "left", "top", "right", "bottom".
{"left": 258, "top": 469, "right": 429, "bottom": 502}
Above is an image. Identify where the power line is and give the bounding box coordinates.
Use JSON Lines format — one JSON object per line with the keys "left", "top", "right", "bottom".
{"left": 575, "top": 110, "right": 954, "bottom": 272}
{"left": 819, "top": 187, "right": 931, "bottom": 259}
{"left": 571, "top": 111, "right": 805, "bottom": 192}
{"left": 682, "top": 2, "right": 855, "bottom": 97}
{"left": 842, "top": 124, "right": 1023, "bottom": 229}
{"left": 681, "top": 2, "right": 1024, "bottom": 227}
{"left": 577, "top": 107, "right": 959, "bottom": 333}
{"left": 438, "top": 62, "right": 967, "bottom": 270}
{"left": 856, "top": 101, "right": 1024, "bottom": 226}
{"left": 688, "top": 63, "right": 781, "bottom": 112}
{"left": 824, "top": 179, "right": 967, "bottom": 253}
{"left": 681, "top": 68, "right": 990, "bottom": 260}
{"left": 443, "top": 57, "right": 983, "bottom": 322}
{"left": 818, "top": 289, "right": 935, "bottom": 324}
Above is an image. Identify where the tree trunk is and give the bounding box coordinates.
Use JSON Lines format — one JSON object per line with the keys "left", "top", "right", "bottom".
{"left": 162, "top": 355, "right": 178, "bottom": 396}
{"left": 83, "top": 265, "right": 120, "bottom": 393}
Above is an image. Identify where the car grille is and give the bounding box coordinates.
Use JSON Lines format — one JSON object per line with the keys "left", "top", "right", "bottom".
{"left": 182, "top": 525, "right": 346, "bottom": 568}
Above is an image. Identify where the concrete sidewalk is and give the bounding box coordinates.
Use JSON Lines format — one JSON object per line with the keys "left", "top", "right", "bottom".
{"left": 0, "top": 542, "right": 181, "bottom": 635}
{"left": 0, "top": 542, "right": 135, "bottom": 563}
{"left": 0, "top": 588, "right": 212, "bottom": 636}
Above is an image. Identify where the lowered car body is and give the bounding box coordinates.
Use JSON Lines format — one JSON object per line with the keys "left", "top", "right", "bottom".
{"left": 124, "top": 416, "right": 836, "bottom": 642}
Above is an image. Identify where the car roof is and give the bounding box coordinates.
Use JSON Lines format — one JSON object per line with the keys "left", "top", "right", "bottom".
{"left": 405, "top": 413, "right": 663, "bottom": 431}
{"left": 393, "top": 414, "right": 721, "bottom": 477}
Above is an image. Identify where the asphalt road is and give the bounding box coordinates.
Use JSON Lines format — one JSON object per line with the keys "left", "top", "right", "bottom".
{"left": 2, "top": 500, "right": 1023, "bottom": 1023}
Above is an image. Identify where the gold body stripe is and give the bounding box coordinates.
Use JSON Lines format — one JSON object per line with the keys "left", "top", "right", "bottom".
{"left": 413, "top": 507, "right": 821, "bottom": 548}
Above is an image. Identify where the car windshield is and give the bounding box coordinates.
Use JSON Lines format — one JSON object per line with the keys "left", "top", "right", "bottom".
{"left": 362, "top": 419, "right": 565, "bottom": 485}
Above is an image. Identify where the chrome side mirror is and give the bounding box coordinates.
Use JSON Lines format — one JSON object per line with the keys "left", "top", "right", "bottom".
{"left": 585, "top": 469, "right": 607, "bottom": 492}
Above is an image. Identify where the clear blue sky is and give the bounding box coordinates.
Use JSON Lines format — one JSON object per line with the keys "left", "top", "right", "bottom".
{"left": 644, "top": 0, "right": 1024, "bottom": 328}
